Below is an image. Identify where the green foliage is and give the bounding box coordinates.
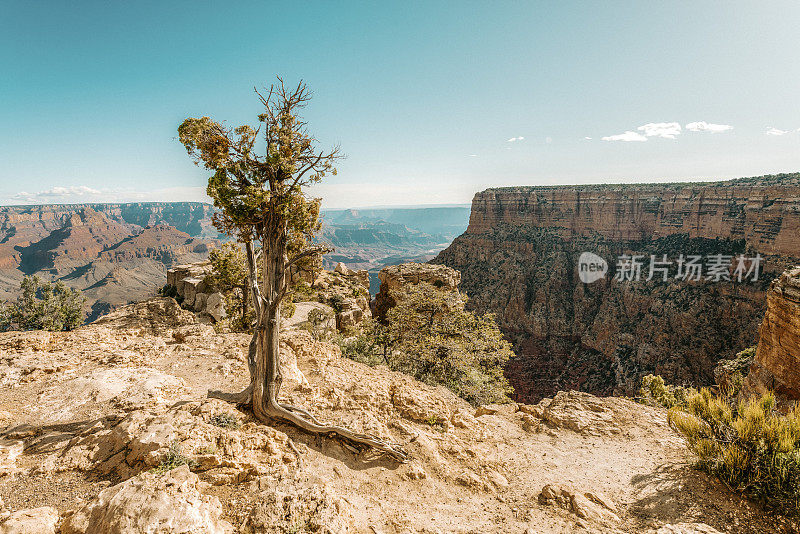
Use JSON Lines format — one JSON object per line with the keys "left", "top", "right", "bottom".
{"left": 206, "top": 243, "right": 253, "bottom": 332}
{"left": 195, "top": 444, "right": 217, "bottom": 455}
{"left": 328, "top": 294, "right": 345, "bottom": 313}
{"left": 158, "top": 284, "right": 183, "bottom": 304}
{"left": 177, "top": 80, "right": 334, "bottom": 258}
{"left": 668, "top": 387, "right": 800, "bottom": 514}
{"left": 152, "top": 441, "right": 197, "bottom": 474}
{"left": 639, "top": 374, "right": 696, "bottom": 409}
{"left": 715, "top": 347, "right": 756, "bottom": 397}
{"left": 210, "top": 413, "right": 240, "bottom": 430}
{"left": 291, "top": 281, "right": 316, "bottom": 303}
{"left": 281, "top": 301, "right": 296, "bottom": 319}
{"left": 336, "top": 318, "right": 386, "bottom": 366}
{"left": 306, "top": 307, "right": 334, "bottom": 341}
{"left": 339, "top": 283, "right": 513, "bottom": 406}
{"left": 206, "top": 243, "right": 248, "bottom": 293}
{"left": 0, "top": 276, "right": 85, "bottom": 332}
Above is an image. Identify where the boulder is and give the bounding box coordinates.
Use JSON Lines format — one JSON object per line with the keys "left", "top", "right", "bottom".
{"left": 0, "top": 507, "right": 59, "bottom": 534}
{"left": 205, "top": 293, "right": 226, "bottom": 323}
{"left": 193, "top": 292, "right": 208, "bottom": 313}
{"left": 333, "top": 262, "right": 351, "bottom": 275}
{"left": 538, "top": 484, "right": 619, "bottom": 524}
{"left": 61, "top": 465, "right": 230, "bottom": 534}
{"left": 374, "top": 263, "right": 461, "bottom": 321}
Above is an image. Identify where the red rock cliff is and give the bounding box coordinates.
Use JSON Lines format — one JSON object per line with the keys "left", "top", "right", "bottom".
{"left": 467, "top": 178, "right": 800, "bottom": 256}
{"left": 743, "top": 267, "right": 800, "bottom": 405}
{"left": 434, "top": 173, "right": 800, "bottom": 402}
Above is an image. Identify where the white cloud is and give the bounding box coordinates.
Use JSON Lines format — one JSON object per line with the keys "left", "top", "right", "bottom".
{"left": 685, "top": 121, "right": 733, "bottom": 133}
{"left": 468, "top": 154, "right": 478, "bottom": 157}
{"left": 545, "top": 137, "right": 553, "bottom": 144}
{"left": 766, "top": 127, "right": 790, "bottom": 136}
{"left": 601, "top": 131, "right": 648, "bottom": 142}
{"left": 638, "top": 122, "right": 682, "bottom": 139}
{"left": 584, "top": 137, "right": 592, "bottom": 140}
{"left": 507, "top": 136, "right": 525, "bottom": 142}
{"left": 6, "top": 185, "right": 209, "bottom": 205}
{"left": 11, "top": 185, "right": 102, "bottom": 203}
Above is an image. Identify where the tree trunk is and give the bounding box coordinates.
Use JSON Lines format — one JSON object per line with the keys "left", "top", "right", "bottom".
{"left": 213, "top": 235, "right": 408, "bottom": 463}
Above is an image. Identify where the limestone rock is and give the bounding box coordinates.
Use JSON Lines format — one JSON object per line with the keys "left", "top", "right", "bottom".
{"left": 531, "top": 391, "right": 622, "bottom": 436}
{"left": 743, "top": 266, "right": 800, "bottom": 407}
{"left": 373, "top": 262, "right": 461, "bottom": 320}
{"left": 0, "top": 506, "right": 59, "bottom": 534}
{"left": 0, "top": 440, "right": 23, "bottom": 472}
{"left": 33, "top": 367, "right": 186, "bottom": 422}
{"left": 247, "top": 484, "right": 350, "bottom": 533}
{"left": 205, "top": 292, "right": 226, "bottom": 323}
{"left": 61, "top": 465, "right": 230, "bottom": 534}
{"left": 334, "top": 262, "right": 351, "bottom": 275}
{"left": 538, "top": 484, "right": 619, "bottom": 524}
{"left": 432, "top": 180, "right": 800, "bottom": 403}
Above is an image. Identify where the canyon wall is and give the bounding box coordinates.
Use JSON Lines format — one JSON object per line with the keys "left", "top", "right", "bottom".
{"left": 743, "top": 267, "right": 800, "bottom": 406}
{"left": 0, "top": 203, "right": 217, "bottom": 321}
{"left": 434, "top": 173, "right": 800, "bottom": 402}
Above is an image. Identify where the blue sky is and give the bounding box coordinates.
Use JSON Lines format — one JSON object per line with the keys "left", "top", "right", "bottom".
{"left": 2, "top": 1, "right": 799, "bottom": 208}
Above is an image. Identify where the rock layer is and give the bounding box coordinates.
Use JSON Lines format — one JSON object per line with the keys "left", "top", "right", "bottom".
{"left": 743, "top": 266, "right": 800, "bottom": 405}
{"left": 435, "top": 174, "right": 800, "bottom": 402}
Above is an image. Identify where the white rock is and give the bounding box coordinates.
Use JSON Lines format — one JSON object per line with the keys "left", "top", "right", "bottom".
{"left": 61, "top": 465, "right": 230, "bottom": 534}
{"left": 334, "top": 262, "right": 351, "bottom": 275}
{"left": 0, "top": 506, "right": 59, "bottom": 534}
{"left": 205, "top": 292, "right": 227, "bottom": 323}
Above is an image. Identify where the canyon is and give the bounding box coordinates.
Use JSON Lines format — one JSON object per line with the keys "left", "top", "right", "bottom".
{"left": 0, "top": 203, "right": 466, "bottom": 321}
{"left": 0, "top": 203, "right": 217, "bottom": 321}
{"left": 434, "top": 173, "right": 800, "bottom": 402}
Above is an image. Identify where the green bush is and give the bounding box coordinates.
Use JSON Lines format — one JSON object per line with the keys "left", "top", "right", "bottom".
{"left": 0, "top": 276, "right": 85, "bottom": 332}
{"left": 639, "top": 374, "right": 696, "bottom": 409}
{"left": 668, "top": 387, "right": 800, "bottom": 514}
{"left": 306, "top": 307, "right": 334, "bottom": 341}
{"left": 152, "top": 441, "right": 197, "bottom": 474}
{"left": 338, "top": 282, "right": 512, "bottom": 406}
{"left": 209, "top": 413, "right": 240, "bottom": 430}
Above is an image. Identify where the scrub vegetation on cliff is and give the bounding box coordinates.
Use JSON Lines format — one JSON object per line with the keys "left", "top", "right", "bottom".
{"left": 340, "top": 281, "right": 513, "bottom": 406}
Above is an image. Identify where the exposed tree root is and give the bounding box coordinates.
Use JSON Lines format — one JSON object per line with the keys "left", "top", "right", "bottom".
{"left": 209, "top": 388, "right": 409, "bottom": 463}
{"left": 208, "top": 384, "right": 252, "bottom": 405}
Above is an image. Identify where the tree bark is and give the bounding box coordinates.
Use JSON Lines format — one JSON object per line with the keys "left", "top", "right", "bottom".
{"left": 211, "top": 234, "right": 408, "bottom": 462}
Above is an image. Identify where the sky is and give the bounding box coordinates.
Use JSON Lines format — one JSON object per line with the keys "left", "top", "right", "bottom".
{"left": 2, "top": 1, "right": 800, "bottom": 209}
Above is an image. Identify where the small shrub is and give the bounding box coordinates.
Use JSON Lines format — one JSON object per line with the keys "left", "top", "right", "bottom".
{"left": 336, "top": 328, "right": 385, "bottom": 366}
{"left": 281, "top": 301, "right": 296, "bottom": 319}
{"left": 210, "top": 413, "right": 240, "bottom": 429}
{"left": 639, "top": 374, "right": 695, "bottom": 409}
{"left": 2, "top": 276, "right": 85, "bottom": 331}
{"left": 668, "top": 387, "right": 800, "bottom": 514}
{"left": 158, "top": 284, "right": 179, "bottom": 298}
{"left": 152, "top": 441, "right": 197, "bottom": 474}
{"left": 291, "top": 281, "right": 316, "bottom": 303}
{"left": 195, "top": 444, "right": 217, "bottom": 455}
{"left": 424, "top": 415, "right": 445, "bottom": 431}
{"left": 307, "top": 307, "right": 334, "bottom": 341}
{"left": 328, "top": 294, "right": 345, "bottom": 313}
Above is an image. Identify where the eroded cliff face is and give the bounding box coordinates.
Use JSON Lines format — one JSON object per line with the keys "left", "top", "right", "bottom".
{"left": 434, "top": 174, "right": 800, "bottom": 402}
{"left": 0, "top": 204, "right": 216, "bottom": 322}
{"left": 743, "top": 267, "right": 800, "bottom": 406}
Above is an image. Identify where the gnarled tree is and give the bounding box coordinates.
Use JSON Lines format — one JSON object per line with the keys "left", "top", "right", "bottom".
{"left": 178, "top": 78, "right": 407, "bottom": 461}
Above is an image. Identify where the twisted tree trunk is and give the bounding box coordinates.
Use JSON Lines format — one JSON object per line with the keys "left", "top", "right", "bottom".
{"left": 211, "top": 237, "right": 408, "bottom": 462}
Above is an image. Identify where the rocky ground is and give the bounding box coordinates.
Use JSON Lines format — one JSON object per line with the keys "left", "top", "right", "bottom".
{"left": 0, "top": 298, "right": 792, "bottom": 533}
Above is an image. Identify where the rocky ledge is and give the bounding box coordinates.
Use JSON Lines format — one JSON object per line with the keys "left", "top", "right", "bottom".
{"left": 743, "top": 266, "right": 800, "bottom": 406}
